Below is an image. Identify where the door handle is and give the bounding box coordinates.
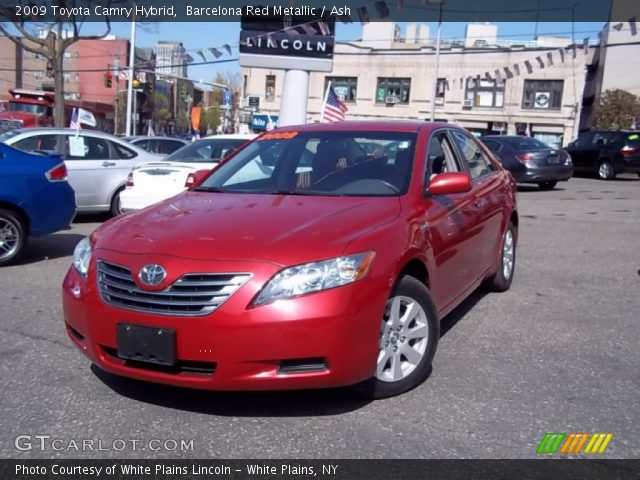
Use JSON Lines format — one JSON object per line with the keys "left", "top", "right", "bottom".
{"left": 101, "top": 161, "right": 116, "bottom": 167}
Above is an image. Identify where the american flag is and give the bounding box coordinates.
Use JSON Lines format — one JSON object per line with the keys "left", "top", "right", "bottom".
{"left": 322, "top": 86, "right": 348, "bottom": 122}
{"left": 69, "top": 108, "right": 80, "bottom": 130}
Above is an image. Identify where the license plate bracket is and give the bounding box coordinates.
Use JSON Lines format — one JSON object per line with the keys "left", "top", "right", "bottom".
{"left": 116, "top": 324, "right": 176, "bottom": 366}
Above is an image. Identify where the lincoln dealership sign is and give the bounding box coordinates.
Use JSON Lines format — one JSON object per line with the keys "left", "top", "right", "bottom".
{"left": 240, "top": 32, "right": 333, "bottom": 58}
{"left": 239, "top": 13, "right": 335, "bottom": 71}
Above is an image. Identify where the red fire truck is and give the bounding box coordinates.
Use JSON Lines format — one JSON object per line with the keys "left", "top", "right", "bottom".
{"left": 0, "top": 89, "right": 113, "bottom": 133}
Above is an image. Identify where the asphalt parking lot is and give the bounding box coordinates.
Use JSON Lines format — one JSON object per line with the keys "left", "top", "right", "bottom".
{"left": 1, "top": 175, "right": 638, "bottom": 459}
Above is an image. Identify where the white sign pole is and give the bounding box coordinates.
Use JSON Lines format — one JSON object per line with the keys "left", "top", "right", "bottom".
{"left": 278, "top": 70, "right": 309, "bottom": 127}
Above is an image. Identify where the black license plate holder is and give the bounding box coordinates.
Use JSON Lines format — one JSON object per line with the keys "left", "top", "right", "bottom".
{"left": 116, "top": 324, "right": 176, "bottom": 366}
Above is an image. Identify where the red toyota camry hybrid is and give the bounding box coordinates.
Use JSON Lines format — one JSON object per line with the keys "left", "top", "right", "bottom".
{"left": 63, "top": 121, "right": 518, "bottom": 399}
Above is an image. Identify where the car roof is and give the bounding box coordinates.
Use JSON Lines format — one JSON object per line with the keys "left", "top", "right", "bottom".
{"left": 6, "top": 128, "right": 120, "bottom": 138}
{"left": 202, "top": 133, "right": 257, "bottom": 140}
{"left": 270, "top": 120, "right": 449, "bottom": 134}
{"left": 126, "top": 135, "right": 188, "bottom": 142}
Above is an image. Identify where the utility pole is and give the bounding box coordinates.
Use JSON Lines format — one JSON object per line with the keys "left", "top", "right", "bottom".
{"left": 429, "top": 1, "right": 443, "bottom": 122}
{"left": 125, "top": 5, "right": 136, "bottom": 136}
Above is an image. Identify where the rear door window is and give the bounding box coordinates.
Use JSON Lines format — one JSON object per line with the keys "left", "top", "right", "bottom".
{"left": 450, "top": 130, "right": 496, "bottom": 180}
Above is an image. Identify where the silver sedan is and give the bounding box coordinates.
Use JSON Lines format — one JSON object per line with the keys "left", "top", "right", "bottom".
{"left": 0, "top": 128, "right": 163, "bottom": 215}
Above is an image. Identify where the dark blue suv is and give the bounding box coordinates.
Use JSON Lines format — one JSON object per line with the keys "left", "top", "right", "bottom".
{"left": 0, "top": 143, "right": 76, "bottom": 266}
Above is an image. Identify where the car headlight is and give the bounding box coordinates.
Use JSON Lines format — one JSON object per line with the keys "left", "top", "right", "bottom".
{"left": 565, "top": 154, "right": 573, "bottom": 165}
{"left": 73, "top": 237, "right": 92, "bottom": 278}
{"left": 253, "top": 251, "right": 376, "bottom": 305}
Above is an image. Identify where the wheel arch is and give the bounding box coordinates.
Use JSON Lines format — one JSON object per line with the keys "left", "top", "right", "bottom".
{"left": 397, "top": 257, "right": 430, "bottom": 289}
{"left": 0, "top": 201, "right": 30, "bottom": 234}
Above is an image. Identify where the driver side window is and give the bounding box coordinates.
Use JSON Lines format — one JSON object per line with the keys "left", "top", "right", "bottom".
{"left": 426, "top": 132, "right": 460, "bottom": 184}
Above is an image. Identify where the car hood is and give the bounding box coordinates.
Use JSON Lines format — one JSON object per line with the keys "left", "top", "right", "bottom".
{"left": 94, "top": 191, "right": 401, "bottom": 266}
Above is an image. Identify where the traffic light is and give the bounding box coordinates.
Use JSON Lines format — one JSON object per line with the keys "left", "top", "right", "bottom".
{"left": 104, "top": 72, "right": 112, "bottom": 88}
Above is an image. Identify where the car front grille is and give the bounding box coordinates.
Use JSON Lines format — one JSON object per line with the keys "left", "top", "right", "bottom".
{"left": 0, "top": 118, "right": 23, "bottom": 133}
{"left": 97, "top": 260, "right": 250, "bottom": 316}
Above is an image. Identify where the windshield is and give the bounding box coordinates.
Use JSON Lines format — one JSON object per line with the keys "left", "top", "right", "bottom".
{"left": 197, "top": 131, "right": 417, "bottom": 196}
{"left": 503, "top": 137, "right": 552, "bottom": 150}
{"left": 0, "top": 130, "right": 21, "bottom": 142}
{"left": 164, "top": 138, "right": 248, "bottom": 163}
{"left": 7, "top": 102, "right": 47, "bottom": 115}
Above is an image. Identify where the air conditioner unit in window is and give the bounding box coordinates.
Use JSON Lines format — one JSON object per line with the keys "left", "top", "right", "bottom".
{"left": 463, "top": 99, "right": 474, "bottom": 108}
{"left": 385, "top": 96, "right": 401, "bottom": 104}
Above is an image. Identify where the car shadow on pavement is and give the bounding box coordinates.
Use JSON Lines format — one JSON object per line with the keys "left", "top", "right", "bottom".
{"left": 440, "top": 289, "right": 488, "bottom": 337}
{"left": 516, "top": 185, "right": 566, "bottom": 193}
{"left": 90, "top": 365, "right": 371, "bottom": 416}
{"left": 17, "top": 232, "right": 86, "bottom": 265}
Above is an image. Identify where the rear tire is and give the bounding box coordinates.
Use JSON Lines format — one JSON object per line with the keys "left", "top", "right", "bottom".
{"left": 110, "top": 188, "right": 124, "bottom": 216}
{"left": 0, "top": 209, "right": 27, "bottom": 267}
{"left": 597, "top": 160, "right": 615, "bottom": 180}
{"left": 538, "top": 181, "right": 557, "bottom": 190}
{"left": 485, "top": 221, "right": 516, "bottom": 292}
{"left": 352, "top": 276, "right": 439, "bottom": 399}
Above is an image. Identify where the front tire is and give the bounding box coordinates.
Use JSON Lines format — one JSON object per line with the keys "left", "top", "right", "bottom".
{"left": 597, "top": 160, "right": 615, "bottom": 180}
{"left": 352, "top": 276, "right": 439, "bottom": 399}
{"left": 538, "top": 181, "right": 557, "bottom": 190}
{"left": 0, "top": 209, "right": 27, "bottom": 267}
{"left": 485, "top": 221, "right": 516, "bottom": 292}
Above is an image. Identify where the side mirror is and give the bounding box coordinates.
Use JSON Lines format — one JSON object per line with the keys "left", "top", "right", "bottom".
{"left": 428, "top": 172, "right": 472, "bottom": 196}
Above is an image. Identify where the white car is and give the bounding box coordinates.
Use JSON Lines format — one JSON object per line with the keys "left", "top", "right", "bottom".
{"left": 120, "top": 134, "right": 255, "bottom": 212}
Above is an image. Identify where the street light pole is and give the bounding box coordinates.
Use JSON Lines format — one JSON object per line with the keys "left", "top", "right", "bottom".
{"left": 429, "top": 1, "right": 443, "bottom": 122}
{"left": 125, "top": 6, "right": 136, "bottom": 136}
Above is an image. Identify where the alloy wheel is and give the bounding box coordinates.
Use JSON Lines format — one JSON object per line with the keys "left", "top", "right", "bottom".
{"left": 0, "top": 216, "right": 20, "bottom": 261}
{"left": 502, "top": 228, "right": 515, "bottom": 280}
{"left": 377, "top": 295, "right": 429, "bottom": 383}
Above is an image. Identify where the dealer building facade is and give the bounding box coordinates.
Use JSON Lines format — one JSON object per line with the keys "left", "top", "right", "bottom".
{"left": 242, "top": 22, "right": 592, "bottom": 147}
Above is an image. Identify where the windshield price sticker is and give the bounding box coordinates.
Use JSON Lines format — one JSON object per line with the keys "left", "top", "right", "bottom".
{"left": 258, "top": 131, "right": 299, "bottom": 141}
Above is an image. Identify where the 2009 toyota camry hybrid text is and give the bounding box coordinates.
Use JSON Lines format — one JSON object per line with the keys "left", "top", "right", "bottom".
{"left": 63, "top": 121, "right": 518, "bottom": 399}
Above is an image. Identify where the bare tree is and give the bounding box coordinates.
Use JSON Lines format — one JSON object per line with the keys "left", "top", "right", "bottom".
{"left": 0, "top": 1, "right": 112, "bottom": 127}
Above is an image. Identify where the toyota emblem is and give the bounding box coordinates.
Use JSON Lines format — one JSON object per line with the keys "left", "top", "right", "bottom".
{"left": 138, "top": 264, "right": 167, "bottom": 286}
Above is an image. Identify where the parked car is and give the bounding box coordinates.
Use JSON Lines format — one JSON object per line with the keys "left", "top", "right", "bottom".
{"left": 0, "top": 143, "right": 76, "bottom": 266}
{"left": 0, "top": 128, "right": 162, "bottom": 215}
{"left": 481, "top": 135, "right": 573, "bottom": 190}
{"left": 62, "top": 121, "right": 518, "bottom": 399}
{"left": 120, "top": 134, "right": 255, "bottom": 212}
{"left": 564, "top": 130, "right": 640, "bottom": 180}
{"left": 123, "top": 136, "right": 189, "bottom": 155}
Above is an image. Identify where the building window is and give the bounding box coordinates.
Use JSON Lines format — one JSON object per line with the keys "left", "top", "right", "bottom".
{"left": 376, "top": 78, "right": 411, "bottom": 104}
{"left": 325, "top": 77, "right": 357, "bottom": 103}
{"left": 74, "top": 73, "right": 80, "bottom": 82}
{"left": 34, "top": 71, "right": 44, "bottom": 80}
{"left": 34, "top": 53, "right": 42, "bottom": 60}
{"left": 522, "top": 80, "right": 563, "bottom": 109}
{"left": 265, "top": 75, "right": 275, "bottom": 102}
{"left": 435, "top": 78, "right": 446, "bottom": 106}
{"left": 465, "top": 78, "right": 504, "bottom": 108}
{"left": 63, "top": 51, "right": 71, "bottom": 58}
{"left": 63, "top": 73, "right": 71, "bottom": 83}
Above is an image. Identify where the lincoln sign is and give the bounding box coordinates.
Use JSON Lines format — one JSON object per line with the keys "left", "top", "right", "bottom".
{"left": 239, "top": 14, "right": 335, "bottom": 72}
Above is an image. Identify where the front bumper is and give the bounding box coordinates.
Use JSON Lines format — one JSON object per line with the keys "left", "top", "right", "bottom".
{"left": 512, "top": 164, "right": 573, "bottom": 184}
{"left": 62, "top": 253, "right": 386, "bottom": 391}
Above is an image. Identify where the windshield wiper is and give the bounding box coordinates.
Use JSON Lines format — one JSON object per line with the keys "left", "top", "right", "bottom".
{"left": 264, "top": 189, "right": 320, "bottom": 196}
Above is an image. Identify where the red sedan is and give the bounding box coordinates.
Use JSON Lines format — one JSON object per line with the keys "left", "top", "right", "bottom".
{"left": 63, "top": 121, "right": 518, "bottom": 399}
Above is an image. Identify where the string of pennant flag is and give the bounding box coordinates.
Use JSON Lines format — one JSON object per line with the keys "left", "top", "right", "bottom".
{"left": 111, "top": 1, "right": 636, "bottom": 91}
